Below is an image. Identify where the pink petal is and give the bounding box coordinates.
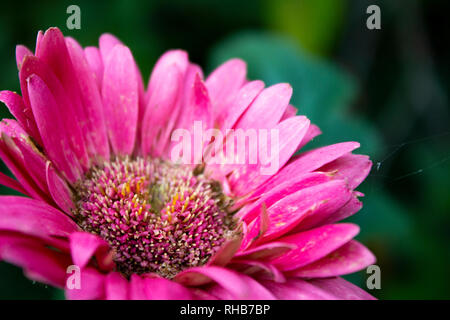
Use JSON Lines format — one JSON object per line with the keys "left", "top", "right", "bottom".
{"left": 35, "top": 28, "right": 90, "bottom": 170}
{"left": 99, "top": 33, "right": 147, "bottom": 134}
{"left": 271, "top": 116, "right": 310, "bottom": 166}
{"left": 0, "top": 90, "right": 41, "bottom": 144}
{"left": 102, "top": 44, "right": 139, "bottom": 155}
{"left": 128, "top": 274, "right": 147, "bottom": 299}
{"left": 239, "top": 204, "right": 268, "bottom": 250}
{"left": 0, "top": 171, "right": 26, "bottom": 194}
{"left": 16, "top": 45, "right": 33, "bottom": 70}
{"left": 0, "top": 196, "right": 79, "bottom": 241}
{"left": 0, "top": 232, "right": 72, "bottom": 288}
{"left": 270, "top": 223, "right": 360, "bottom": 271}
{"left": 261, "top": 278, "right": 337, "bottom": 300}
{"left": 261, "top": 142, "right": 360, "bottom": 192}
{"left": 234, "top": 83, "right": 292, "bottom": 131}
{"left": 65, "top": 37, "right": 110, "bottom": 163}
{"left": 46, "top": 162, "right": 75, "bottom": 216}
{"left": 165, "top": 64, "right": 203, "bottom": 158}
{"left": 243, "top": 172, "right": 331, "bottom": 212}
{"left": 191, "top": 288, "right": 219, "bottom": 300}
{"left": 146, "top": 50, "right": 189, "bottom": 104}
{"left": 135, "top": 69, "right": 146, "bottom": 150}
{"left": 234, "top": 242, "right": 296, "bottom": 261}
{"left": 290, "top": 141, "right": 361, "bottom": 174}
{"left": 175, "top": 266, "right": 275, "bottom": 299}
{"left": 141, "top": 76, "right": 183, "bottom": 157}
{"left": 131, "top": 276, "right": 194, "bottom": 300}
{"left": 98, "top": 34, "right": 145, "bottom": 126}
{"left": 7, "top": 121, "right": 50, "bottom": 193}
{"left": 229, "top": 115, "right": 310, "bottom": 197}
{"left": 280, "top": 104, "right": 298, "bottom": 121}
{"left": 99, "top": 33, "right": 122, "bottom": 63}
{"left": 141, "top": 50, "right": 188, "bottom": 155}
{"left": 69, "top": 232, "right": 113, "bottom": 271}
{"left": 196, "top": 268, "right": 275, "bottom": 300}
{"left": 65, "top": 268, "right": 105, "bottom": 300}
{"left": 203, "top": 81, "right": 268, "bottom": 176}
{"left": 105, "top": 272, "right": 129, "bottom": 300}
{"left": 229, "top": 260, "right": 286, "bottom": 283}
{"left": 243, "top": 180, "right": 352, "bottom": 248}
{"left": 322, "top": 195, "right": 363, "bottom": 224}
{"left": 0, "top": 141, "right": 41, "bottom": 200}
{"left": 185, "top": 63, "right": 204, "bottom": 90}
{"left": 1, "top": 121, "right": 69, "bottom": 209}
{"left": 297, "top": 123, "right": 321, "bottom": 151}
{"left": 204, "top": 285, "right": 235, "bottom": 300}
{"left": 207, "top": 231, "right": 243, "bottom": 267}
{"left": 319, "top": 153, "right": 372, "bottom": 189}
{"left": 26, "top": 73, "right": 83, "bottom": 182}
{"left": 84, "top": 46, "right": 104, "bottom": 88}
{"left": 247, "top": 171, "right": 331, "bottom": 204}
{"left": 287, "top": 240, "right": 375, "bottom": 278}
{"left": 35, "top": 30, "right": 44, "bottom": 54}
{"left": 308, "top": 277, "right": 376, "bottom": 300}
{"left": 169, "top": 72, "right": 213, "bottom": 163}
{"left": 0, "top": 121, "right": 51, "bottom": 201}
{"left": 218, "top": 80, "right": 265, "bottom": 131}
{"left": 206, "top": 58, "right": 247, "bottom": 118}
{"left": 2, "top": 120, "right": 75, "bottom": 212}
{"left": 177, "top": 72, "right": 213, "bottom": 130}
{"left": 289, "top": 180, "right": 353, "bottom": 232}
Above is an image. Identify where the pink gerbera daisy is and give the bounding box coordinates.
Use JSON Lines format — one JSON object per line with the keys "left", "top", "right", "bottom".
{"left": 0, "top": 27, "right": 375, "bottom": 300}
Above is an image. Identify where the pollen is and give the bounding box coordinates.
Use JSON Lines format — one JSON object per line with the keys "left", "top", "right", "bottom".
{"left": 73, "top": 156, "right": 236, "bottom": 278}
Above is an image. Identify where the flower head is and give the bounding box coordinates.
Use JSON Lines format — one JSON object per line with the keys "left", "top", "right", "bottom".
{"left": 0, "top": 27, "right": 375, "bottom": 300}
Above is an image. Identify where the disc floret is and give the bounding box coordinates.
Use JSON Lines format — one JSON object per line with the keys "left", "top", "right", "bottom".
{"left": 74, "top": 157, "right": 236, "bottom": 278}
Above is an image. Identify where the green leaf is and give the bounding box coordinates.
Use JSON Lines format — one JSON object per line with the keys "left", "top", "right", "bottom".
{"left": 264, "top": 0, "right": 348, "bottom": 55}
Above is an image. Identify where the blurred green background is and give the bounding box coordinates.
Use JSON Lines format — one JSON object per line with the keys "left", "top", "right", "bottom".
{"left": 0, "top": 0, "right": 449, "bottom": 299}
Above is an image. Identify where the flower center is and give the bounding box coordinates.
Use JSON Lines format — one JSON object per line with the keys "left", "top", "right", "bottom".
{"left": 73, "top": 157, "right": 236, "bottom": 278}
